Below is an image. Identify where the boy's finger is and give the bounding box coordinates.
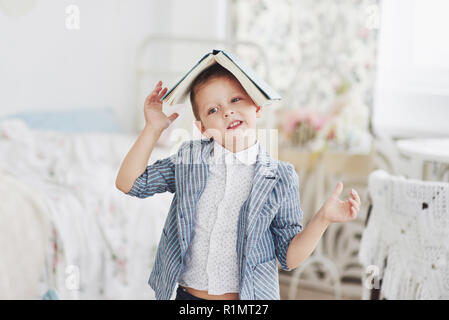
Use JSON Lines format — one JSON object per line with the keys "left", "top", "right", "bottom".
{"left": 152, "top": 82, "right": 162, "bottom": 93}
{"left": 350, "top": 192, "right": 358, "bottom": 204}
{"left": 167, "top": 112, "right": 179, "bottom": 123}
{"left": 349, "top": 197, "right": 358, "bottom": 207}
{"left": 332, "top": 182, "right": 343, "bottom": 198}
{"left": 351, "top": 206, "right": 358, "bottom": 218}
{"left": 145, "top": 91, "right": 158, "bottom": 103}
{"left": 349, "top": 198, "right": 359, "bottom": 211}
{"left": 155, "top": 85, "right": 163, "bottom": 94}
{"left": 351, "top": 189, "right": 361, "bottom": 205}
{"left": 145, "top": 92, "right": 155, "bottom": 102}
{"left": 158, "top": 87, "right": 168, "bottom": 100}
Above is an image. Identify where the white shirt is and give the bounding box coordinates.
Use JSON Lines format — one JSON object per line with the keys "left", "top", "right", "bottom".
{"left": 178, "top": 140, "right": 259, "bottom": 295}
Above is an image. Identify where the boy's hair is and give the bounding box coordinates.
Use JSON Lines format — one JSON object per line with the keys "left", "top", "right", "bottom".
{"left": 189, "top": 64, "right": 239, "bottom": 121}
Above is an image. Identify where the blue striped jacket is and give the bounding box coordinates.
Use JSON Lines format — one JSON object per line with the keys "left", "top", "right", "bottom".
{"left": 126, "top": 137, "right": 303, "bottom": 300}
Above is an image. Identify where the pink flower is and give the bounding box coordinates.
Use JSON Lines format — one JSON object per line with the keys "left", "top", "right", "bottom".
{"left": 281, "top": 108, "right": 332, "bottom": 135}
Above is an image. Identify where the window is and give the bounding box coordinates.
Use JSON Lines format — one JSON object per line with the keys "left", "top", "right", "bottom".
{"left": 373, "top": 0, "right": 449, "bottom": 138}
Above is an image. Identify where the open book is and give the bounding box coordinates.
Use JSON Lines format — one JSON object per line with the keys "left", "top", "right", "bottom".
{"left": 161, "top": 50, "right": 282, "bottom": 108}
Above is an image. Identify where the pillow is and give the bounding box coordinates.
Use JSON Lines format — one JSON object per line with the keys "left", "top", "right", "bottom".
{"left": 0, "top": 107, "right": 122, "bottom": 133}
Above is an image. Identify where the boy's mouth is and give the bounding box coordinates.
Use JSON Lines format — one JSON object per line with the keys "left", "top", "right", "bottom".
{"left": 227, "top": 120, "right": 243, "bottom": 130}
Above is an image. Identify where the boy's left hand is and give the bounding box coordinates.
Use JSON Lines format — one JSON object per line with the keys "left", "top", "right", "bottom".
{"left": 318, "top": 182, "right": 361, "bottom": 223}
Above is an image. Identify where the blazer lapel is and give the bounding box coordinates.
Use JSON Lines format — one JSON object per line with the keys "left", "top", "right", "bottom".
{"left": 245, "top": 144, "right": 279, "bottom": 241}
{"left": 177, "top": 138, "right": 214, "bottom": 256}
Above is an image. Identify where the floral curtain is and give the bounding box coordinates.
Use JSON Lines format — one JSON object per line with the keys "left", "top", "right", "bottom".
{"left": 232, "top": 0, "right": 380, "bottom": 151}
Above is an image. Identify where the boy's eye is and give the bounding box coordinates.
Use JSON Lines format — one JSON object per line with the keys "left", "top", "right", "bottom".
{"left": 208, "top": 107, "right": 218, "bottom": 115}
{"left": 231, "top": 97, "right": 241, "bottom": 103}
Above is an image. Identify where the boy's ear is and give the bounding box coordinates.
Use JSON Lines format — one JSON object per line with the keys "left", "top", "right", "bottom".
{"left": 256, "top": 106, "right": 262, "bottom": 118}
{"left": 194, "top": 120, "right": 206, "bottom": 134}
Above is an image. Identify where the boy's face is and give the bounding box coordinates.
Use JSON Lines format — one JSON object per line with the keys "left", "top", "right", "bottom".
{"left": 195, "top": 76, "right": 262, "bottom": 152}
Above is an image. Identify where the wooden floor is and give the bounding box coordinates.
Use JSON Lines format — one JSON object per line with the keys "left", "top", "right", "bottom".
{"left": 279, "top": 282, "right": 360, "bottom": 300}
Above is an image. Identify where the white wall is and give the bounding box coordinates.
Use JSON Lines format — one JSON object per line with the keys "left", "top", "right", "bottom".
{"left": 0, "top": 0, "right": 228, "bottom": 133}
{"left": 170, "top": 0, "right": 228, "bottom": 38}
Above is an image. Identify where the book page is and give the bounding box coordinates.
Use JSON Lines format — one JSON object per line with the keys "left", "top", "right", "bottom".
{"left": 164, "top": 54, "right": 216, "bottom": 105}
{"left": 215, "top": 52, "right": 269, "bottom": 107}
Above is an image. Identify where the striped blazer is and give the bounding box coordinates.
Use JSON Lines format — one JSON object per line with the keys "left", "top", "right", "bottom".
{"left": 126, "top": 137, "right": 303, "bottom": 300}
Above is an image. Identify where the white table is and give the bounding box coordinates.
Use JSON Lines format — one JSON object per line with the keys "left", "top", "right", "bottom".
{"left": 396, "top": 138, "right": 449, "bottom": 181}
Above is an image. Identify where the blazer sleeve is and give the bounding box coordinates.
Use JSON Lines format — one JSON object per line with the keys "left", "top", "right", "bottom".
{"left": 270, "top": 164, "right": 304, "bottom": 271}
{"left": 126, "top": 152, "right": 177, "bottom": 198}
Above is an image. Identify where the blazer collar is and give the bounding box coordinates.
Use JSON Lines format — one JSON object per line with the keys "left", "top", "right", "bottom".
{"left": 200, "top": 137, "right": 278, "bottom": 176}
{"left": 210, "top": 140, "right": 259, "bottom": 165}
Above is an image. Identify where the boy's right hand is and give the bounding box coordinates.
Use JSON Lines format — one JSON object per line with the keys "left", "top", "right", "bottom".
{"left": 144, "top": 81, "right": 179, "bottom": 132}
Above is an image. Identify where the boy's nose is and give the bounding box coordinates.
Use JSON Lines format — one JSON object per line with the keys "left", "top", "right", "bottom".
{"left": 223, "top": 109, "right": 235, "bottom": 118}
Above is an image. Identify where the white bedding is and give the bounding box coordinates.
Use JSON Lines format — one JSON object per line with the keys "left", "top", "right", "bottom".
{"left": 0, "top": 119, "right": 174, "bottom": 299}
{"left": 0, "top": 169, "right": 51, "bottom": 299}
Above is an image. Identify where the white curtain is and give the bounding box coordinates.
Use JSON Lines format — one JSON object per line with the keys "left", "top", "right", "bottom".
{"left": 373, "top": 0, "right": 449, "bottom": 137}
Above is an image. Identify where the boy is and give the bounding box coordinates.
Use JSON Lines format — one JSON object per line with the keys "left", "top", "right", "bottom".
{"left": 116, "top": 64, "right": 361, "bottom": 300}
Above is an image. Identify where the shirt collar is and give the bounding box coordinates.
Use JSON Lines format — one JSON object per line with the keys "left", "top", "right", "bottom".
{"left": 211, "top": 140, "right": 259, "bottom": 165}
